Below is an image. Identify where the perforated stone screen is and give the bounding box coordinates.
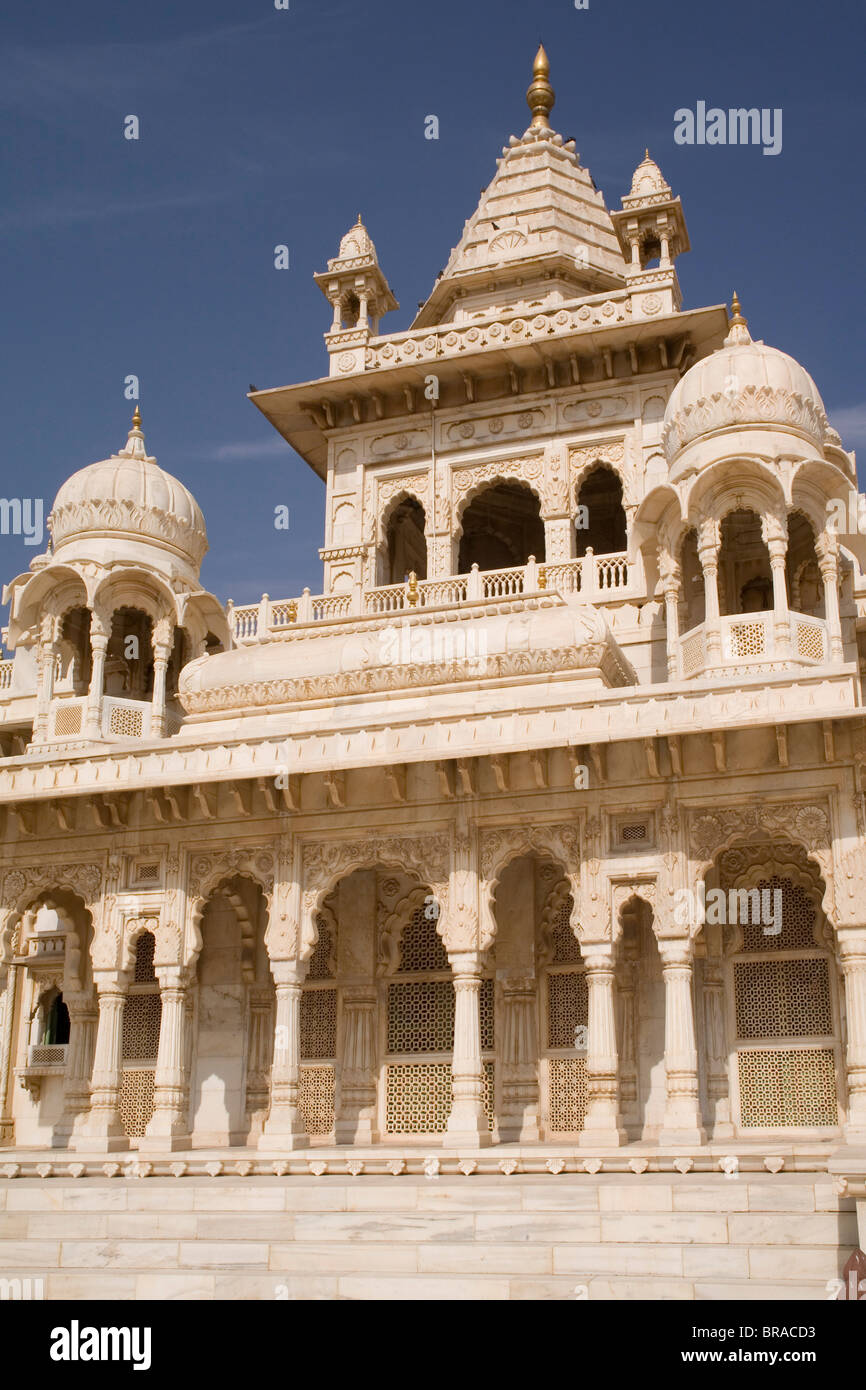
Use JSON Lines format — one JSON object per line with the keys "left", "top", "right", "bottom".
{"left": 307, "top": 918, "right": 334, "bottom": 980}
{"left": 298, "top": 1064, "right": 335, "bottom": 1136}
{"left": 109, "top": 705, "right": 143, "bottom": 737}
{"left": 119, "top": 1067, "right": 155, "bottom": 1138}
{"left": 734, "top": 958, "right": 832, "bottom": 1039}
{"left": 300, "top": 988, "right": 337, "bottom": 1059}
{"left": 739, "top": 876, "right": 817, "bottom": 952}
{"left": 134, "top": 933, "right": 157, "bottom": 983}
{"left": 384, "top": 1061, "right": 495, "bottom": 1134}
{"left": 547, "top": 970, "right": 589, "bottom": 1048}
{"left": 387, "top": 980, "right": 454, "bottom": 1053}
{"left": 737, "top": 1048, "right": 837, "bottom": 1127}
{"left": 729, "top": 618, "right": 766, "bottom": 657}
{"left": 122, "top": 993, "right": 162, "bottom": 1061}
{"left": 551, "top": 901, "right": 582, "bottom": 964}
{"left": 548, "top": 1057, "right": 588, "bottom": 1133}
{"left": 54, "top": 704, "right": 82, "bottom": 736}
{"left": 397, "top": 907, "right": 449, "bottom": 973}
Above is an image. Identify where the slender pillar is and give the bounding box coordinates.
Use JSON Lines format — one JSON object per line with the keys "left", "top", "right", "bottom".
{"left": 661, "top": 559, "right": 681, "bottom": 679}
{"left": 150, "top": 637, "right": 171, "bottom": 740}
{"left": 658, "top": 939, "right": 707, "bottom": 1145}
{"left": 579, "top": 947, "right": 627, "bottom": 1146}
{"left": 55, "top": 993, "right": 98, "bottom": 1146}
{"left": 33, "top": 623, "right": 58, "bottom": 741}
{"left": 839, "top": 929, "right": 866, "bottom": 1141}
{"left": 73, "top": 977, "right": 129, "bottom": 1151}
{"left": 140, "top": 970, "right": 190, "bottom": 1151}
{"left": 772, "top": 536, "right": 795, "bottom": 656}
{"left": 336, "top": 988, "right": 378, "bottom": 1143}
{"left": 84, "top": 614, "right": 108, "bottom": 739}
{"left": 446, "top": 951, "right": 491, "bottom": 1146}
{"left": 259, "top": 960, "right": 308, "bottom": 1150}
{"left": 701, "top": 942, "right": 734, "bottom": 1140}
{"left": 499, "top": 976, "right": 540, "bottom": 1142}
{"left": 697, "top": 523, "right": 722, "bottom": 664}
{"left": 0, "top": 963, "right": 19, "bottom": 1145}
{"left": 817, "top": 540, "right": 844, "bottom": 662}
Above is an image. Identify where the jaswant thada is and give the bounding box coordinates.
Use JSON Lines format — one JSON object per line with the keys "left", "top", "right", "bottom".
{"left": 0, "top": 48, "right": 865, "bottom": 1300}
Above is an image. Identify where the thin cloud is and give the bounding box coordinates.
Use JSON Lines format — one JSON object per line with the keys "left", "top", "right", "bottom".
{"left": 0, "top": 184, "right": 235, "bottom": 234}
{"left": 828, "top": 405, "right": 866, "bottom": 450}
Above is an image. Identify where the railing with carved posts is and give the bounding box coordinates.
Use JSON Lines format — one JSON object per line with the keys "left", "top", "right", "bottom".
{"left": 0, "top": 660, "right": 13, "bottom": 691}
{"left": 678, "top": 610, "right": 828, "bottom": 678}
{"left": 227, "top": 550, "right": 634, "bottom": 645}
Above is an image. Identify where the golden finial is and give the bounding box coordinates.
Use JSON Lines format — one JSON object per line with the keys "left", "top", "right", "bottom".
{"left": 538, "top": 566, "right": 547, "bottom": 590}
{"left": 526, "top": 43, "right": 555, "bottom": 130}
{"left": 645, "top": 148, "right": 651, "bottom": 160}
{"left": 406, "top": 571, "right": 419, "bottom": 607}
{"left": 287, "top": 599, "right": 298, "bottom": 623}
{"left": 131, "top": 404, "right": 142, "bottom": 429}
{"left": 730, "top": 290, "right": 747, "bottom": 326}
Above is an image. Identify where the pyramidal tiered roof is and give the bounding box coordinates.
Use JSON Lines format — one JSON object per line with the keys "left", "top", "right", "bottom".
{"left": 412, "top": 45, "right": 628, "bottom": 328}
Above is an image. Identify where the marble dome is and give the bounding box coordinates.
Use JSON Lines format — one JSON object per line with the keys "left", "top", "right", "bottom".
{"left": 662, "top": 301, "right": 830, "bottom": 465}
{"left": 48, "top": 409, "right": 208, "bottom": 570}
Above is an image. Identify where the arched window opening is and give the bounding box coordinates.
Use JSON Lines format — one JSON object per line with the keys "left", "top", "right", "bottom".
{"left": 718, "top": 509, "right": 772, "bottom": 616}
{"left": 679, "top": 528, "right": 705, "bottom": 630}
{"left": 299, "top": 911, "right": 338, "bottom": 1139}
{"left": 106, "top": 607, "right": 154, "bottom": 700}
{"left": 119, "top": 930, "right": 161, "bottom": 1140}
{"left": 41, "top": 991, "right": 70, "bottom": 1046}
{"left": 538, "top": 892, "right": 587, "bottom": 1138}
{"left": 725, "top": 874, "right": 840, "bottom": 1131}
{"left": 786, "top": 512, "right": 824, "bottom": 618}
{"left": 384, "top": 901, "right": 494, "bottom": 1134}
{"left": 458, "top": 481, "right": 544, "bottom": 573}
{"left": 575, "top": 466, "right": 627, "bottom": 557}
{"left": 58, "top": 607, "right": 92, "bottom": 694}
{"left": 385, "top": 497, "right": 427, "bottom": 584}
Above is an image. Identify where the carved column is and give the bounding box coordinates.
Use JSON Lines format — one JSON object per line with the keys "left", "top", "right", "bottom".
{"left": 660, "top": 554, "right": 681, "bottom": 680}
{"left": 150, "top": 620, "right": 173, "bottom": 740}
{"left": 658, "top": 939, "right": 707, "bottom": 1145}
{"left": 0, "top": 962, "right": 19, "bottom": 1145}
{"left": 73, "top": 974, "right": 129, "bottom": 1151}
{"left": 446, "top": 951, "right": 490, "bottom": 1146}
{"left": 839, "top": 929, "right": 866, "bottom": 1140}
{"left": 259, "top": 960, "right": 308, "bottom": 1150}
{"left": 84, "top": 613, "right": 108, "bottom": 739}
{"left": 140, "top": 968, "right": 190, "bottom": 1151}
{"left": 244, "top": 988, "right": 274, "bottom": 1133}
{"left": 617, "top": 951, "right": 639, "bottom": 1130}
{"left": 56, "top": 992, "right": 98, "bottom": 1144}
{"left": 336, "top": 988, "right": 378, "bottom": 1143}
{"left": 499, "top": 976, "right": 540, "bottom": 1142}
{"left": 701, "top": 938, "right": 733, "bottom": 1140}
{"left": 580, "top": 946, "right": 626, "bottom": 1146}
{"left": 766, "top": 533, "right": 791, "bottom": 655}
{"left": 33, "top": 618, "right": 58, "bottom": 742}
{"left": 697, "top": 520, "right": 721, "bottom": 664}
{"left": 816, "top": 537, "right": 844, "bottom": 662}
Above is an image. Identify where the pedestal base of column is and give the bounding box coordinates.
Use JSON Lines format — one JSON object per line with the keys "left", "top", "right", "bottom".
{"left": 579, "top": 1126, "right": 628, "bottom": 1148}
{"left": 445, "top": 1106, "right": 492, "bottom": 1147}
{"left": 71, "top": 1127, "right": 130, "bottom": 1154}
{"left": 258, "top": 1112, "right": 308, "bottom": 1151}
{"left": 139, "top": 1128, "right": 191, "bottom": 1153}
{"left": 335, "top": 1117, "right": 378, "bottom": 1145}
{"left": 843, "top": 1123, "right": 866, "bottom": 1145}
{"left": 658, "top": 1127, "right": 707, "bottom": 1147}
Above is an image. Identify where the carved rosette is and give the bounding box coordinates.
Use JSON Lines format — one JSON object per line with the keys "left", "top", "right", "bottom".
{"left": 301, "top": 832, "right": 449, "bottom": 962}
{"left": 479, "top": 823, "right": 580, "bottom": 948}
{"left": 451, "top": 455, "right": 546, "bottom": 528}
{"left": 687, "top": 803, "right": 834, "bottom": 923}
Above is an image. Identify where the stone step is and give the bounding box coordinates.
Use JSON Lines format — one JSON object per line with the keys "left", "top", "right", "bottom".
{"left": 1, "top": 1174, "right": 856, "bottom": 1300}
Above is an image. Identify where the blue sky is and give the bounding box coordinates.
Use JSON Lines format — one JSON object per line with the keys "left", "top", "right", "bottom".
{"left": 1, "top": 0, "right": 864, "bottom": 614}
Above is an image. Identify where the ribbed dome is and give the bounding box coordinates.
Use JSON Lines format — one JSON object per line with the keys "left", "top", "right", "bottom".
{"left": 662, "top": 301, "right": 829, "bottom": 464}
{"left": 49, "top": 410, "right": 208, "bottom": 569}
